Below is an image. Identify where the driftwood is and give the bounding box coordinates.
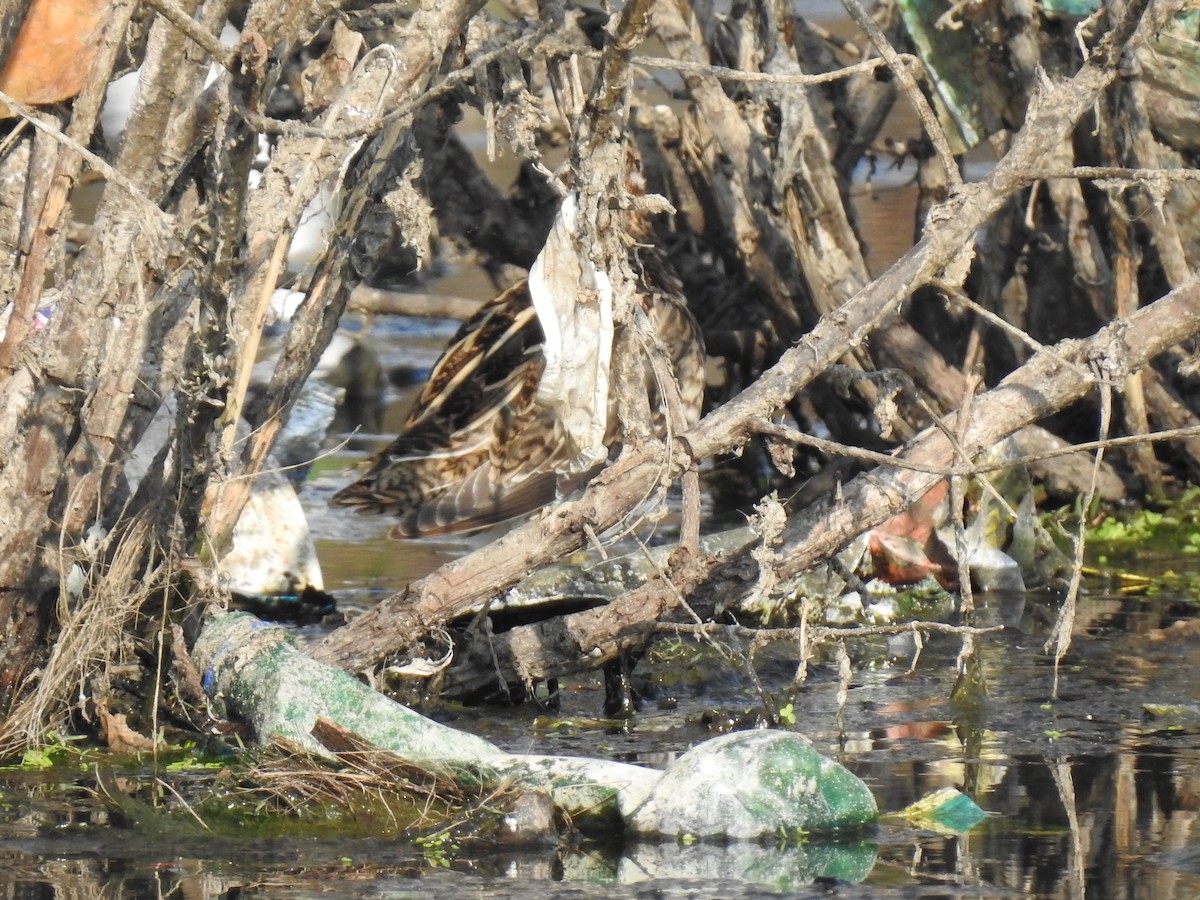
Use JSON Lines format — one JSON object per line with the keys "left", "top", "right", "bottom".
{"left": 325, "top": 276, "right": 1200, "bottom": 691}
{"left": 0, "top": 0, "right": 494, "bottom": 750}
{"left": 314, "top": 0, "right": 1187, "bottom": 675}
{"left": 196, "top": 611, "right": 885, "bottom": 839}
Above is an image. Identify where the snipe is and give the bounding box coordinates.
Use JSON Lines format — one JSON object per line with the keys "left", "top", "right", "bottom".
{"left": 331, "top": 193, "right": 705, "bottom": 537}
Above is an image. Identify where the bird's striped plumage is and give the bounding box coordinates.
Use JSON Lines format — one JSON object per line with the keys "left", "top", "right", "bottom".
{"left": 331, "top": 225, "right": 704, "bottom": 538}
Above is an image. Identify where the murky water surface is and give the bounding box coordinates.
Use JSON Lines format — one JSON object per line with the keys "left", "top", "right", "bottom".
{"left": 4, "top": 588, "right": 1200, "bottom": 898}
{"left": 9, "top": 183, "right": 1177, "bottom": 900}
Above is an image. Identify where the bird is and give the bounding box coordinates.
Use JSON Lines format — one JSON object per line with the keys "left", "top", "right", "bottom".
{"left": 330, "top": 192, "right": 706, "bottom": 538}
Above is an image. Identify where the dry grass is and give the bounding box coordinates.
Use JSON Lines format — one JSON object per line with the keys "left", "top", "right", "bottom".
{"left": 230, "top": 728, "right": 509, "bottom": 834}
{"left": 0, "top": 513, "right": 169, "bottom": 758}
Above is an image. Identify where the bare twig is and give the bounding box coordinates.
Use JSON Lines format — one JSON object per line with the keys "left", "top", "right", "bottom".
{"left": 314, "top": 0, "right": 1178, "bottom": 675}
{"left": 627, "top": 48, "right": 916, "bottom": 87}
{"left": 658, "top": 620, "right": 1004, "bottom": 642}
{"left": 0, "top": 0, "right": 138, "bottom": 377}
{"left": 949, "top": 369, "right": 982, "bottom": 613}
{"left": 0, "top": 89, "right": 172, "bottom": 228}
{"left": 1046, "top": 380, "right": 1112, "bottom": 695}
{"left": 141, "top": 0, "right": 237, "bottom": 71}
{"left": 205, "top": 0, "right": 490, "bottom": 551}
{"left": 246, "top": 20, "right": 556, "bottom": 140}
{"left": 1033, "top": 165, "right": 1200, "bottom": 184}
{"left": 752, "top": 417, "right": 1200, "bottom": 479}
{"left": 932, "top": 279, "right": 1094, "bottom": 382}
{"left": 840, "top": 0, "right": 961, "bottom": 187}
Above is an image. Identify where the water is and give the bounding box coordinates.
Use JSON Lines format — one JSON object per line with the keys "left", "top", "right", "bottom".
{"left": 5, "top": 590, "right": 1200, "bottom": 897}
{"left": 107, "top": 112, "right": 1185, "bottom": 900}
{"left": 7, "top": 171, "right": 1156, "bottom": 900}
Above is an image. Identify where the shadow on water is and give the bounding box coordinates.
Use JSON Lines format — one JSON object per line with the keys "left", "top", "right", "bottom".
{"left": 5, "top": 590, "right": 1200, "bottom": 898}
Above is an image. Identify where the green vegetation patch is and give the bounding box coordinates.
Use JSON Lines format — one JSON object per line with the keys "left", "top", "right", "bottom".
{"left": 1083, "top": 487, "right": 1200, "bottom": 590}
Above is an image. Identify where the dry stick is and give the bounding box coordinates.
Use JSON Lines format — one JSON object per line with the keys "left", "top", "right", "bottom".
{"left": 871, "top": 307, "right": 1117, "bottom": 496}
{"left": 1123, "top": 81, "right": 1195, "bottom": 288}
{"left": 1038, "top": 165, "right": 1200, "bottom": 185}
{"left": 660, "top": 620, "right": 1003, "bottom": 644}
{"left": 313, "top": 0, "right": 1180, "bottom": 674}
{"left": 574, "top": 0, "right": 653, "bottom": 151}
{"left": 792, "top": 598, "right": 814, "bottom": 690}
{"left": 0, "top": 91, "right": 170, "bottom": 224}
{"left": 218, "top": 208, "right": 295, "bottom": 466}
{"left": 1101, "top": 80, "right": 1163, "bottom": 499}
{"left": 1121, "top": 80, "right": 1200, "bottom": 477}
{"left": 0, "top": 0, "right": 143, "bottom": 661}
{"left": 772, "top": 24, "right": 885, "bottom": 421}
{"left": 651, "top": 1, "right": 801, "bottom": 329}
{"left": 429, "top": 277, "right": 1200, "bottom": 698}
{"left": 628, "top": 48, "right": 914, "bottom": 87}
{"left": 688, "top": 6, "right": 1177, "bottom": 467}
{"left": 1046, "top": 381, "right": 1113, "bottom": 698}
{"left": 1115, "top": 243, "right": 1163, "bottom": 498}
{"left": 777, "top": 290, "right": 1199, "bottom": 584}
{"left": 215, "top": 42, "right": 400, "bottom": 473}
{"left": 840, "top": 0, "right": 961, "bottom": 188}
{"left": 834, "top": 642, "right": 852, "bottom": 738}
{"left": 631, "top": 302, "right": 702, "bottom": 555}
{"left": 755, "top": 417, "right": 1200, "bottom": 479}
{"left": 0, "top": 0, "right": 138, "bottom": 377}
{"left": 246, "top": 20, "right": 555, "bottom": 140}
{"left": 142, "top": 0, "right": 238, "bottom": 71}
{"left": 204, "top": 0, "right": 489, "bottom": 551}
{"left": 235, "top": 22, "right": 358, "bottom": 383}
{"left": 932, "top": 279, "right": 1094, "bottom": 382}
{"left": 949, "top": 370, "right": 981, "bottom": 616}
{"left": 679, "top": 468, "right": 702, "bottom": 556}
{"left": 742, "top": 639, "right": 783, "bottom": 723}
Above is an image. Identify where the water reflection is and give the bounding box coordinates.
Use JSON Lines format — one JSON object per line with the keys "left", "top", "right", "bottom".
{"left": 4, "top": 593, "right": 1200, "bottom": 897}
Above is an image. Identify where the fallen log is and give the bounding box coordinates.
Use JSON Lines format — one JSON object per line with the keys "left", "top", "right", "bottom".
{"left": 313, "top": 1, "right": 1179, "bottom": 675}
{"left": 333, "top": 273, "right": 1200, "bottom": 696}
{"left": 195, "top": 611, "right": 884, "bottom": 838}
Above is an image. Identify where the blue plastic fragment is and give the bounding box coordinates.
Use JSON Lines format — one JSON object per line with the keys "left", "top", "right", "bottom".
{"left": 931, "top": 792, "right": 986, "bottom": 832}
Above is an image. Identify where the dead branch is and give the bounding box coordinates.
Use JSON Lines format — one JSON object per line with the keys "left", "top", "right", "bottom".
{"left": 314, "top": 0, "right": 1177, "bottom": 675}
{"left": 2, "top": 0, "right": 1199, "bottom": 755}
{"left": 428, "top": 274, "right": 1200, "bottom": 697}
{"left": 203, "top": 0, "right": 490, "bottom": 551}
{"left": 314, "top": 0, "right": 1176, "bottom": 676}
